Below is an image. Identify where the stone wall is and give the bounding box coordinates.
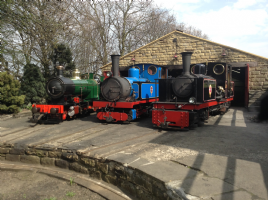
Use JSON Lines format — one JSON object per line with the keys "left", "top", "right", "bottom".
{"left": 101, "top": 31, "right": 268, "bottom": 110}
{"left": 248, "top": 90, "right": 268, "bottom": 111}
{"left": 0, "top": 145, "right": 170, "bottom": 200}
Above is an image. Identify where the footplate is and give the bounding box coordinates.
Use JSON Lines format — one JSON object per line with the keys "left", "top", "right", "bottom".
{"left": 97, "top": 112, "right": 128, "bottom": 122}
{"left": 152, "top": 109, "right": 189, "bottom": 129}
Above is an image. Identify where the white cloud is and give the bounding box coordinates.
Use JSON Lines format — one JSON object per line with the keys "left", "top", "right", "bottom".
{"left": 236, "top": 41, "right": 268, "bottom": 58}
{"left": 153, "top": 0, "right": 202, "bottom": 11}
{"left": 234, "top": 0, "right": 257, "bottom": 9}
{"left": 183, "top": 6, "right": 268, "bottom": 37}
{"left": 153, "top": 0, "right": 268, "bottom": 58}
{"left": 181, "top": 6, "right": 268, "bottom": 57}
{"left": 172, "top": 0, "right": 200, "bottom": 3}
{"left": 153, "top": 0, "right": 177, "bottom": 10}
{"left": 154, "top": 0, "right": 200, "bottom": 4}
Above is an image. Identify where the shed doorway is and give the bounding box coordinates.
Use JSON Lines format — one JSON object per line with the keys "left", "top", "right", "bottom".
{"left": 232, "top": 66, "right": 248, "bottom": 107}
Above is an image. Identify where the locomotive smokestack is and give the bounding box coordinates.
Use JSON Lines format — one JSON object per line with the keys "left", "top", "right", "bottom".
{"left": 111, "top": 55, "right": 121, "bottom": 77}
{"left": 56, "top": 65, "right": 64, "bottom": 77}
{"left": 181, "top": 52, "right": 193, "bottom": 75}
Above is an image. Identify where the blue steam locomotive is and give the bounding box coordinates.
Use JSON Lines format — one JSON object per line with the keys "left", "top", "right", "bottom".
{"left": 93, "top": 55, "right": 163, "bottom": 123}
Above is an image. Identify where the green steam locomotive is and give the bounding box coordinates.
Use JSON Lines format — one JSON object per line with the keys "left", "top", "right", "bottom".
{"left": 31, "top": 66, "right": 104, "bottom": 123}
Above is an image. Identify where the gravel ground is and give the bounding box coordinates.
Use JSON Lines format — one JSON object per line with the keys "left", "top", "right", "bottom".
{"left": 0, "top": 170, "right": 106, "bottom": 200}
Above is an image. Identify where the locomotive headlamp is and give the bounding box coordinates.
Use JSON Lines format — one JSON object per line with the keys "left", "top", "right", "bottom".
{"left": 106, "top": 71, "right": 113, "bottom": 77}
{"left": 189, "top": 97, "right": 196, "bottom": 104}
{"left": 68, "top": 106, "right": 75, "bottom": 117}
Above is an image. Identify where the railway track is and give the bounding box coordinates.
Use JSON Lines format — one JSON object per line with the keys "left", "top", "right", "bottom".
{"left": 0, "top": 127, "right": 33, "bottom": 137}
{"left": 29, "top": 124, "right": 103, "bottom": 148}
{"left": 3, "top": 125, "right": 51, "bottom": 144}
{"left": 1, "top": 117, "right": 164, "bottom": 162}
{"left": 77, "top": 130, "right": 161, "bottom": 158}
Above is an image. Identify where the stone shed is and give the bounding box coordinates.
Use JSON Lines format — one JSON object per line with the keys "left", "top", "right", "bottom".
{"left": 100, "top": 30, "right": 268, "bottom": 111}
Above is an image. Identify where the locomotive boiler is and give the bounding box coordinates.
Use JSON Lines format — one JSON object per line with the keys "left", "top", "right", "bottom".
{"left": 93, "top": 55, "right": 162, "bottom": 123}
{"left": 31, "top": 66, "right": 103, "bottom": 123}
{"left": 152, "top": 52, "right": 234, "bottom": 130}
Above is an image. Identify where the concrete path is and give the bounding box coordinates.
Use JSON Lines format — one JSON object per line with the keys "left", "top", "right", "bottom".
{"left": 0, "top": 107, "right": 267, "bottom": 199}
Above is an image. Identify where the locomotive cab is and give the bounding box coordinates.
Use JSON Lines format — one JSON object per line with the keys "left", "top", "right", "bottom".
{"left": 194, "top": 64, "right": 206, "bottom": 75}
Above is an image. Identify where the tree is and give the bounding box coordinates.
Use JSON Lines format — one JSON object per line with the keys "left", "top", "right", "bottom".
{"left": 0, "top": 72, "right": 25, "bottom": 114}
{"left": 0, "top": 54, "right": 9, "bottom": 73}
{"left": 69, "top": 1, "right": 210, "bottom": 74}
{"left": 1, "top": 0, "right": 210, "bottom": 77}
{"left": 176, "top": 22, "right": 209, "bottom": 39}
{"left": 50, "top": 43, "right": 75, "bottom": 77}
{"left": 70, "top": 1, "right": 115, "bottom": 73}
{"left": 0, "top": 1, "right": 74, "bottom": 78}
{"left": 20, "top": 64, "right": 46, "bottom": 105}
{"left": 108, "top": 1, "right": 156, "bottom": 56}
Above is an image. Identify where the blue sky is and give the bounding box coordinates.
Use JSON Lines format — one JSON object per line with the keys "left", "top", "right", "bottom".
{"left": 154, "top": 0, "right": 268, "bottom": 58}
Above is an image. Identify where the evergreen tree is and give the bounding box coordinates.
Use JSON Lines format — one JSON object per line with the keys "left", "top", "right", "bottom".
{"left": 50, "top": 43, "right": 75, "bottom": 77}
{"left": 20, "top": 64, "right": 46, "bottom": 105}
{"left": 0, "top": 72, "right": 25, "bottom": 113}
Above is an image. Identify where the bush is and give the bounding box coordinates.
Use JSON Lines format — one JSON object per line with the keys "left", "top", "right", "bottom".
{"left": 20, "top": 64, "right": 46, "bottom": 105}
{"left": 0, "top": 72, "right": 25, "bottom": 113}
{"left": 22, "top": 102, "right": 32, "bottom": 111}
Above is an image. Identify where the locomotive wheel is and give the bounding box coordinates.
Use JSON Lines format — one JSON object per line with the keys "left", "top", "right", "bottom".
{"left": 127, "top": 114, "right": 132, "bottom": 122}
{"left": 198, "top": 121, "right": 204, "bottom": 127}
{"left": 80, "top": 110, "right": 89, "bottom": 118}
{"left": 105, "top": 116, "right": 114, "bottom": 123}
{"left": 189, "top": 123, "right": 198, "bottom": 130}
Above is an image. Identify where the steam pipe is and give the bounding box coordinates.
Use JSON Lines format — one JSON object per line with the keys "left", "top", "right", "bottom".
{"left": 181, "top": 52, "right": 193, "bottom": 75}
{"left": 111, "top": 55, "right": 121, "bottom": 77}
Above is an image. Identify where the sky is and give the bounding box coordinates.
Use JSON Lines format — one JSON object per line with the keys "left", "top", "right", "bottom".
{"left": 154, "top": 0, "right": 268, "bottom": 58}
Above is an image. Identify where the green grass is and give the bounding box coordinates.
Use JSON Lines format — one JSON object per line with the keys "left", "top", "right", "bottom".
{"left": 69, "top": 177, "right": 74, "bottom": 186}
{"left": 44, "top": 197, "right": 57, "bottom": 200}
{"left": 66, "top": 192, "right": 75, "bottom": 197}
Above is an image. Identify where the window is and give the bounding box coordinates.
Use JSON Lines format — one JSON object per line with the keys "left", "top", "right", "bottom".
{"left": 213, "top": 64, "right": 225, "bottom": 75}
{"left": 148, "top": 65, "right": 157, "bottom": 75}
{"left": 191, "top": 65, "right": 195, "bottom": 74}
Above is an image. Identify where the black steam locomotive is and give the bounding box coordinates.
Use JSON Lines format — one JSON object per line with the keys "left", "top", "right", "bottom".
{"left": 152, "top": 52, "right": 234, "bottom": 130}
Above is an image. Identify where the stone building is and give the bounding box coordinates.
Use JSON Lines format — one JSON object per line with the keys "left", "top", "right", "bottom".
{"left": 100, "top": 30, "right": 268, "bottom": 111}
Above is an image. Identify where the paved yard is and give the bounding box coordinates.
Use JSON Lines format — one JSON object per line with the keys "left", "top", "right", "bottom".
{"left": 0, "top": 107, "right": 267, "bottom": 200}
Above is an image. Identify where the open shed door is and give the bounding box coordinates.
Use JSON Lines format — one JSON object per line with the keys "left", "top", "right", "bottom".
{"left": 245, "top": 64, "right": 249, "bottom": 108}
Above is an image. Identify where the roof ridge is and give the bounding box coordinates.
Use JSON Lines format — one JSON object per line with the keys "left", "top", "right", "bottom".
{"left": 100, "top": 30, "right": 177, "bottom": 69}
{"left": 100, "top": 30, "right": 268, "bottom": 69}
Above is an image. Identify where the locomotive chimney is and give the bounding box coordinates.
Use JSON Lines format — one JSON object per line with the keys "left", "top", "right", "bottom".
{"left": 181, "top": 52, "right": 193, "bottom": 75}
{"left": 111, "top": 55, "right": 121, "bottom": 77}
{"left": 56, "top": 65, "right": 64, "bottom": 77}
